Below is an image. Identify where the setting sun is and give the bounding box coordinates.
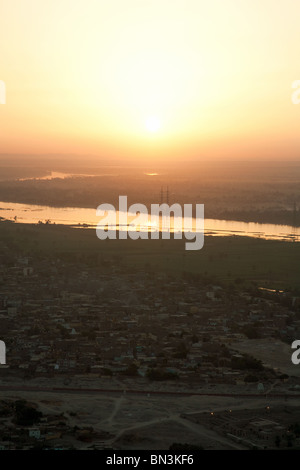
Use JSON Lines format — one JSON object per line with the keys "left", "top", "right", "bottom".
{"left": 145, "top": 116, "right": 161, "bottom": 133}
{"left": 1, "top": 0, "right": 300, "bottom": 161}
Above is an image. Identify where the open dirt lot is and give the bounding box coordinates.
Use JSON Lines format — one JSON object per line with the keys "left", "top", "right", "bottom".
{"left": 231, "top": 338, "right": 300, "bottom": 377}
{"left": 1, "top": 375, "right": 298, "bottom": 449}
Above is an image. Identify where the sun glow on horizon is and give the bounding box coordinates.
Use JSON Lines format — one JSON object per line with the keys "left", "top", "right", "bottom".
{"left": 1, "top": 0, "right": 300, "bottom": 160}
{"left": 145, "top": 116, "right": 161, "bottom": 133}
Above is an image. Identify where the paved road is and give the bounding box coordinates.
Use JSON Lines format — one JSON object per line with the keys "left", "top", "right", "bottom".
{"left": 0, "top": 384, "right": 298, "bottom": 399}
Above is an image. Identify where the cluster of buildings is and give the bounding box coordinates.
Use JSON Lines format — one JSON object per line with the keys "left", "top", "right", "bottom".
{"left": 182, "top": 406, "right": 300, "bottom": 450}
{"left": 0, "top": 399, "right": 113, "bottom": 450}
{"left": 0, "top": 249, "right": 299, "bottom": 386}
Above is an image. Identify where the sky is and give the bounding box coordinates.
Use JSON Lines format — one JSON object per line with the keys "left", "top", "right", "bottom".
{"left": 1, "top": 0, "right": 300, "bottom": 162}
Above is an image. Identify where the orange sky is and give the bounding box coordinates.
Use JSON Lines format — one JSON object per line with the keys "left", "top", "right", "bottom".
{"left": 1, "top": 0, "right": 300, "bottom": 162}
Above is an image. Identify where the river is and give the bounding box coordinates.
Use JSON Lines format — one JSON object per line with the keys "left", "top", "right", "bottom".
{"left": 0, "top": 200, "right": 298, "bottom": 242}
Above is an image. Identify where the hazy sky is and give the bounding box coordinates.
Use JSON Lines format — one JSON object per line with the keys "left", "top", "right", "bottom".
{"left": 1, "top": 0, "right": 300, "bottom": 162}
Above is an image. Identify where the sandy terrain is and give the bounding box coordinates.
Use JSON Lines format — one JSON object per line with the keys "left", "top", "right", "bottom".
{"left": 231, "top": 338, "right": 300, "bottom": 377}
{"left": 1, "top": 375, "right": 297, "bottom": 450}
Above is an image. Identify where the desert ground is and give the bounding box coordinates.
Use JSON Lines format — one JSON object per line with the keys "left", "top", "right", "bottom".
{"left": 1, "top": 374, "right": 298, "bottom": 450}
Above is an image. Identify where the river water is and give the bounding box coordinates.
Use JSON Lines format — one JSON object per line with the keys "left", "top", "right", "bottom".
{"left": 0, "top": 200, "right": 298, "bottom": 242}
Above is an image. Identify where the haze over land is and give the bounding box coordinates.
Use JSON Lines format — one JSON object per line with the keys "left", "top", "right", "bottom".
{"left": 0, "top": 156, "right": 299, "bottom": 227}
{"left": 1, "top": 1, "right": 300, "bottom": 162}
{"left": 1, "top": 1, "right": 300, "bottom": 227}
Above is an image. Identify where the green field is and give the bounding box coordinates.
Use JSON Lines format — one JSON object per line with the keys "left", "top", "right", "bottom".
{"left": 1, "top": 220, "right": 299, "bottom": 291}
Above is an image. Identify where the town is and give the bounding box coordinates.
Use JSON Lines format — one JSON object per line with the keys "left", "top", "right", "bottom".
{"left": 0, "top": 220, "right": 300, "bottom": 449}
{"left": 1, "top": 244, "right": 299, "bottom": 382}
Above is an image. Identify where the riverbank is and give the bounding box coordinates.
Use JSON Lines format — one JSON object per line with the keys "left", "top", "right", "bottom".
{"left": 0, "top": 159, "right": 299, "bottom": 228}
{"left": 0, "top": 200, "right": 299, "bottom": 242}
{"left": 1, "top": 218, "right": 299, "bottom": 291}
